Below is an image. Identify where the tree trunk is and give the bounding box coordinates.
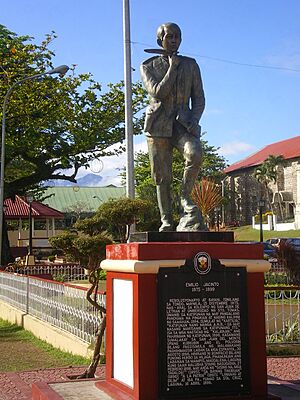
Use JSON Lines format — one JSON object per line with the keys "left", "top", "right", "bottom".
{"left": 67, "top": 267, "right": 106, "bottom": 380}
{"left": 277, "top": 188, "right": 284, "bottom": 222}
{"left": 1, "top": 218, "right": 14, "bottom": 267}
{"left": 68, "top": 314, "right": 106, "bottom": 379}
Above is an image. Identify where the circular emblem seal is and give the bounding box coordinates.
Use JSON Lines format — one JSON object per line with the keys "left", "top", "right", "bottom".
{"left": 193, "top": 252, "right": 212, "bottom": 275}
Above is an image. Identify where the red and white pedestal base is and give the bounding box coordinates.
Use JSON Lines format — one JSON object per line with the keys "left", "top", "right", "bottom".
{"left": 96, "top": 241, "right": 276, "bottom": 400}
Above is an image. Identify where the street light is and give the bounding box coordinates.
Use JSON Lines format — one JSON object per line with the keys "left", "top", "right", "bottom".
{"left": 0, "top": 65, "right": 69, "bottom": 265}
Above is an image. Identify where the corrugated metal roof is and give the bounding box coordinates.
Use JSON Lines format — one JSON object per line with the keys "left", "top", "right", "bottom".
{"left": 41, "top": 186, "right": 126, "bottom": 212}
{"left": 224, "top": 135, "right": 300, "bottom": 174}
{"left": 4, "top": 196, "right": 64, "bottom": 219}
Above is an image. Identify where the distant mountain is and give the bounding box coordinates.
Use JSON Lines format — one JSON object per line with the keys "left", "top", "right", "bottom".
{"left": 77, "top": 173, "right": 103, "bottom": 186}
{"left": 45, "top": 173, "right": 103, "bottom": 187}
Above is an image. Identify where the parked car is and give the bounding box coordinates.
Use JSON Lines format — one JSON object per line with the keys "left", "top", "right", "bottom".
{"left": 285, "top": 238, "right": 300, "bottom": 256}
{"left": 261, "top": 242, "right": 277, "bottom": 258}
{"left": 265, "top": 238, "right": 288, "bottom": 248}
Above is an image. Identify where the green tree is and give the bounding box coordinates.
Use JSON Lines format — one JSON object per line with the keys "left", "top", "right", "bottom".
{"left": 93, "top": 197, "right": 151, "bottom": 242}
{"left": 254, "top": 155, "right": 285, "bottom": 216}
{"left": 49, "top": 231, "right": 112, "bottom": 269}
{"left": 1, "top": 25, "right": 147, "bottom": 199}
{"left": 49, "top": 227, "right": 111, "bottom": 379}
{"left": 0, "top": 25, "right": 147, "bottom": 264}
{"left": 50, "top": 197, "right": 151, "bottom": 378}
{"left": 265, "top": 155, "right": 286, "bottom": 221}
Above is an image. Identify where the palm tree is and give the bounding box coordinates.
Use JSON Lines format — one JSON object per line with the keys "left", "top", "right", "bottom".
{"left": 254, "top": 155, "right": 285, "bottom": 219}
{"left": 265, "top": 155, "right": 285, "bottom": 221}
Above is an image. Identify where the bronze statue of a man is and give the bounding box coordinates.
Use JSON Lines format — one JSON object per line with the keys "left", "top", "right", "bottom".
{"left": 140, "top": 22, "right": 206, "bottom": 232}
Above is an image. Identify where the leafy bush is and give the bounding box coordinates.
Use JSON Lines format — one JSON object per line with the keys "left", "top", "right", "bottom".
{"left": 49, "top": 231, "right": 112, "bottom": 269}
{"left": 276, "top": 242, "right": 300, "bottom": 285}
{"left": 268, "top": 320, "right": 299, "bottom": 343}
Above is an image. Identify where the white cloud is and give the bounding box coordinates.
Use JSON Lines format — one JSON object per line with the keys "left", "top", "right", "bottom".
{"left": 219, "top": 141, "right": 256, "bottom": 157}
{"left": 53, "top": 138, "right": 149, "bottom": 187}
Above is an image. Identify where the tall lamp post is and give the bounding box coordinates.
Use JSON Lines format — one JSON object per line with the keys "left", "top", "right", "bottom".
{"left": 0, "top": 65, "right": 69, "bottom": 266}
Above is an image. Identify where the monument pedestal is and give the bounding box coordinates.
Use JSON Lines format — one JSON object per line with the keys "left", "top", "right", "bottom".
{"left": 97, "top": 239, "right": 275, "bottom": 400}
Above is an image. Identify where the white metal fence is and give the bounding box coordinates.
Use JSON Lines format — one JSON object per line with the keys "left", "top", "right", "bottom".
{"left": 0, "top": 271, "right": 105, "bottom": 344}
{"left": 1, "top": 271, "right": 299, "bottom": 346}
{"left": 5, "top": 263, "right": 86, "bottom": 281}
{"left": 265, "top": 286, "right": 300, "bottom": 344}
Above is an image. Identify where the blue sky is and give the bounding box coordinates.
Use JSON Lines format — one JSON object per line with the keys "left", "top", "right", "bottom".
{"left": 2, "top": 0, "right": 300, "bottom": 185}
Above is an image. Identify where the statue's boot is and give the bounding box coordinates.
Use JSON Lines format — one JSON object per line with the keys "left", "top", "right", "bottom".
{"left": 176, "top": 165, "right": 206, "bottom": 231}
{"left": 176, "top": 196, "right": 206, "bottom": 231}
{"left": 157, "top": 184, "right": 174, "bottom": 232}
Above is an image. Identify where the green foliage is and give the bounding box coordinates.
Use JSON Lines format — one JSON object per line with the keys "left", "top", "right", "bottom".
{"left": 49, "top": 231, "right": 78, "bottom": 261}
{"left": 95, "top": 197, "right": 152, "bottom": 242}
{"left": 267, "top": 344, "right": 300, "bottom": 356}
{"left": 49, "top": 231, "right": 112, "bottom": 268}
{"left": 254, "top": 154, "right": 285, "bottom": 212}
{"left": 74, "top": 215, "right": 107, "bottom": 236}
{"left": 97, "top": 269, "right": 107, "bottom": 281}
{"left": 268, "top": 320, "right": 300, "bottom": 343}
{"left": 0, "top": 25, "right": 147, "bottom": 199}
{"left": 198, "top": 135, "right": 228, "bottom": 183}
{"left": 52, "top": 272, "right": 66, "bottom": 282}
{"left": 50, "top": 197, "right": 150, "bottom": 266}
{"left": 276, "top": 242, "right": 300, "bottom": 285}
{"left": 264, "top": 273, "right": 289, "bottom": 285}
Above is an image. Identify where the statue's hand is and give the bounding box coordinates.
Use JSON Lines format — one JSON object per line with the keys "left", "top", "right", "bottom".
{"left": 187, "top": 118, "right": 199, "bottom": 133}
{"left": 168, "top": 54, "right": 180, "bottom": 68}
{"left": 187, "top": 119, "right": 201, "bottom": 137}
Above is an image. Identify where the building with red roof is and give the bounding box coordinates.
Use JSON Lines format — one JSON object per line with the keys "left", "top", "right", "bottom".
{"left": 224, "top": 135, "right": 300, "bottom": 227}
{"left": 4, "top": 195, "right": 64, "bottom": 258}
{"left": 224, "top": 135, "right": 300, "bottom": 174}
{"left": 4, "top": 196, "right": 64, "bottom": 220}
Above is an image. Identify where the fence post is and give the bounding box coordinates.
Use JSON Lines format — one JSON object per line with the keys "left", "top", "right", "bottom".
{"left": 26, "top": 275, "right": 29, "bottom": 314}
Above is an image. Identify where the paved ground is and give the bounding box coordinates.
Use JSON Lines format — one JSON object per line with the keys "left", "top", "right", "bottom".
{"left": 0, "top": 366, "right": 105, "bottom": 400}
{"left": 0, "top": 358, "right": 300, "bottom": 400}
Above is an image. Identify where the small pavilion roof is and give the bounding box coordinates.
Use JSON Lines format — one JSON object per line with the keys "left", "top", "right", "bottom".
{"left": 4, "top": 195, "right": 64, "bottom": 220}
{"left": 224, "top": 135, "right": 300, "bottom": 174}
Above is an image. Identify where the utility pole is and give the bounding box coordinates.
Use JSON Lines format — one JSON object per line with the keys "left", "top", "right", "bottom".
{"left": 123, "top": 0, "right": 135, "bottom": 199}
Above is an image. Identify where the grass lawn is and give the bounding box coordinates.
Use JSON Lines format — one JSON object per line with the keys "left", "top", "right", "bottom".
{"left": 0, "top": 318, "right": 90, "bottom": 372}
{"left": 231, "top": 225, "right": 300, "bottom": 242}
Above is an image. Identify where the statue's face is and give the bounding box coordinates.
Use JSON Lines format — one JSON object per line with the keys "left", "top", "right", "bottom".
{"left": 161, "top": 26, "right": 181, "bottom": 53}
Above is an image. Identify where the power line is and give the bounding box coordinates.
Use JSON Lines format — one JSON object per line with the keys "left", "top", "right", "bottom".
{"left": 131, "top": 41, "right": 300, "bottom": 73}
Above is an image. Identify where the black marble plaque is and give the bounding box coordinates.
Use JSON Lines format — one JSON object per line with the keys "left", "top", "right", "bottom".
{"left": 129, "top": 231, "right": 234, "bottom": 243}
{"left": 157, "top": 256, "right": 250, "bottom": 399}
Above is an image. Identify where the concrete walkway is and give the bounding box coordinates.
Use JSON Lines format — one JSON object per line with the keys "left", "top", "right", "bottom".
{"left": 0, "top": 366, "right": 105, "bottom": 400}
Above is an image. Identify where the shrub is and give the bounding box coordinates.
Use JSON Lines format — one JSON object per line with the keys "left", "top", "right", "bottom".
{"left": 276, "top": 242, "right": 300, "bottom": 285}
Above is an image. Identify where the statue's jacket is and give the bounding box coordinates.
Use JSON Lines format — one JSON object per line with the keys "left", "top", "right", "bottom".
{"left": 140, "top": 55, "right": 205, "bottom": 138}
